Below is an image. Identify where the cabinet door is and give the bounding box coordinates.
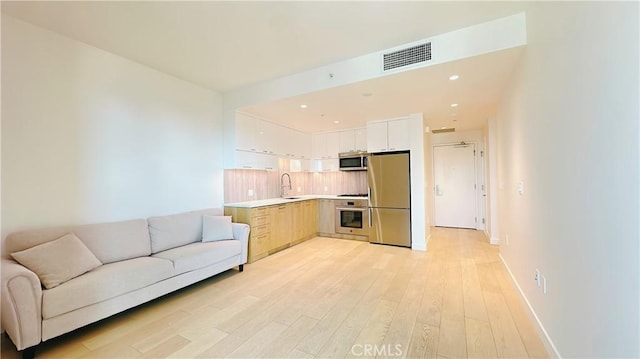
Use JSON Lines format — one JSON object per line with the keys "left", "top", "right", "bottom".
{"left": 387, "top": 119, "right": 410, "bottom": 151}
{"left": 325, "top": 132, "right": 340, "bottom": 158}
{"left": 304, "top": 200, "right": 318, "bottom": 238}
{"left": 270, "top": 205, "right": 292, "bottom": 249}
{"left": 338, "top": 130, "right": 356, "bottom": 153}
{"left": 317, "top": 200, "right": 335, "bottom": 234}
{"left": 292, "top": 202, "right": 304, "bottom": 241}
{"left": 312, "top": 133, "right": 324, "bottom": 159}
{"left": 258, "top": 153, "right": 278, "bottom": 171}
{"left": 299, "top": 132, "right": 312, "bottom": 159}
{"left": 320, "top": 158, "right": 339, "bottom": 172}
{"left": 367, "top": 122, "right": 388, "bottom": 153}
{"left": 354, "top": 128, "right": 367, "bottom": 152}
{"left": 236, "top": 113, "right": 257, "bottom": 152}
{"left": 256, "top": 120, "right": 279, "bottom": 155}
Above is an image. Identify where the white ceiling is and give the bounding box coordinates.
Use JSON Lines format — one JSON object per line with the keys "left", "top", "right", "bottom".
{"left": 2, "top": 1, "right": 529, "bottom": 133}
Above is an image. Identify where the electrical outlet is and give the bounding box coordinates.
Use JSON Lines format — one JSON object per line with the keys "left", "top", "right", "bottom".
{"left": 535, "top": 269, "right": 541, "bottom": 286}
{"left": 324, "top": 186, "right": 328, "bottom": 192}
{"left": 247, "top": 189, "right": 254, "bottom": 197}
{"left": 297, "top": 186, "right": 302, "bottom": 193}
{"left": 542, "top": 275, "right": 547, "bottom": 294}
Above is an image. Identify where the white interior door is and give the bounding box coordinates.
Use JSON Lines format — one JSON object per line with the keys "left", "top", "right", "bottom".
{"left": 433, "top": 144, "right": 477, "bottom": 228}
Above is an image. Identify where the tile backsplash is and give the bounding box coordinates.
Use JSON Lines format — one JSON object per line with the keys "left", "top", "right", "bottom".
{"left": 224, "top": 167, "right": 367, "bottom": 203}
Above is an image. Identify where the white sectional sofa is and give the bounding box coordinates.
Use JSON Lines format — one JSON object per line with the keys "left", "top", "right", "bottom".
{"left": 1, "top": 208, "right": 249, "bottom": 358}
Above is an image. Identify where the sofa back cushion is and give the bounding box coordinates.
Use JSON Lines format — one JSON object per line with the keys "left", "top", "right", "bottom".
{"left": 147, "top": 208, "right": 223, "bottom": 254}
{"left": 5, "top": 219, "right": 151, "bottom": 264}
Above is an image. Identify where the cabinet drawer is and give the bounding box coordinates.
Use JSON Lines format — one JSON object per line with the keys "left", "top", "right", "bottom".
{"left": 251, "top": 215, "right": 270, "bottom": 227}
{"left": 251, "top": 233, "right": 270, "bottom": 256}
{"left": 251, "top": 224, "right": 269, "bottom": 237}
{"left": 252, "top": 207, "right": 269, "bottom": 217}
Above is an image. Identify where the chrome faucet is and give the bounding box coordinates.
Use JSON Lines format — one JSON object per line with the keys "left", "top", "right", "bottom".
{"left": 280, "top": 172, "right": 292, "bottom": 197}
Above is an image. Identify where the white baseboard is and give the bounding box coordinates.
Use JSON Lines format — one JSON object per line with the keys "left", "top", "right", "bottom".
{"left": 490, "top": 236, "right": 500, "bottom": 245}
{"left": 499, "top": 254, "right": 561, "bottom": 358}
{"left": 411, "top": 232, "right": 431, "bottom": 252}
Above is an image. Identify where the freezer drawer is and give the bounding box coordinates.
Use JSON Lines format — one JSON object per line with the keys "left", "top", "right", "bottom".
{"left": 369, "top": 207, "right": 411, "bottom": 247}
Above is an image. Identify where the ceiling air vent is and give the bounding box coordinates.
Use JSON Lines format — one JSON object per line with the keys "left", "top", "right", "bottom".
{"left": 432, "top": 128, "right": 455, "bottom": 134}
{"left": 383, "top": 42, "right": 432, "bottom": 71}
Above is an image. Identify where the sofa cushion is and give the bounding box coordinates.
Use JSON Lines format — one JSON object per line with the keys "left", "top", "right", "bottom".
{"left": 202, "top": 216, "right": 234, "bottom": 242}
{"left": 11, "top": 233, "right": 102, "bottom": 289}
{"left": 42, "top": 257, "right": 174, "bottom": 319}
{"left": 152, "top": 240, "right": 241, "bottom": 275}
{"left": 148, "top": 208, "right": 223, "bottom": 253}
{"left": 4, "top": 219, "right": 151, "bottom": 265}
{"left": 72, "top": 220, "right": 152, "bottom": 264}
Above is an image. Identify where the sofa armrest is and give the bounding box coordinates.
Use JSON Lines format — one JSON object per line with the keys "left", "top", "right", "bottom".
{"left": 231, "top": 223, "right": 250, "bottom": 264}
{"left": 1, "top": 258, "right": 42, "bottom": 351}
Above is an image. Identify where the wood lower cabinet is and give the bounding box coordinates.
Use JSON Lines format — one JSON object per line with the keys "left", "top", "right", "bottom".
{"left": 293, "top": 200, "right": 318, "bottom": 244}
{"left": 270, "top": 204, "right": 292, "bottom": 250}
{"left": 225, "top": 199, "right": 318, "bottom": 263}
{"left": 317, "top": 199, "right": 336, "bottom": 235}
{"left": 303, "top": 200, "right": 318, "bottom": 239}
{"left": 224, "top": 206, "right": 271, "bottom": 263}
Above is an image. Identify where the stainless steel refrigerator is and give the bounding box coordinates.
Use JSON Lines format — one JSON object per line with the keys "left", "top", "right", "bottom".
{"left": 367, "top": 151, "right": 411, "bottom": 247}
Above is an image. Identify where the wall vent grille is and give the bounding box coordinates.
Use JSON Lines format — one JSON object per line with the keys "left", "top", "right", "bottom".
{"left": 383, "top": 42, "right": 432, "bottom": 71}
{"left": 432, "top": 128, "right": 455, "bottom": 134}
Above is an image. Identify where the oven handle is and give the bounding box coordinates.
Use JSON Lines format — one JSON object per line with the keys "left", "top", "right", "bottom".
{"left": 335, "top": 207, "right": 367, "bottom": 212}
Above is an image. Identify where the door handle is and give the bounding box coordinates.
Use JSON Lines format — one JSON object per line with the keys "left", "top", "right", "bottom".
{"left": 368, "top": 208, "right": 372, "bottom": 227}
{"left": 435, "top": 185, "right": 443, "bottom": 196}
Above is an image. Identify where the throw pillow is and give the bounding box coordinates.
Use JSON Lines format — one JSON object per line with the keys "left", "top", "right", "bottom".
{"left": 202, "top": 215, "right": 234, "bottom": 242}
{"left": 11, "top": 233, "right": 102, "bottom": 289}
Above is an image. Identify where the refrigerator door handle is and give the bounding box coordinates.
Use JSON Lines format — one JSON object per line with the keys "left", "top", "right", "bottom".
{"left": 369, "top": 208, "right": 372, "bottom": 227}
{"left": 367, "top": 187, "right": 371, "bottom": 206}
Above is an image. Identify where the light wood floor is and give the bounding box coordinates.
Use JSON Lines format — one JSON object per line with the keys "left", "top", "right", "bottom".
{"left": 2, "top": 228, "right": 548, "bottom": 358}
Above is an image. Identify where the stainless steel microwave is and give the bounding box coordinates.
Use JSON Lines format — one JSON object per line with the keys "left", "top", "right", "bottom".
{"left": 338, "top": 152, "right": 368, "bottom": 171}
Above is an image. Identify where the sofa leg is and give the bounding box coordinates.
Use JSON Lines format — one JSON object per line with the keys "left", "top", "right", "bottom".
{"left": 238, "top": 264, "right": 244, "bottom": 272}
{"left": 21, "top": 346, "right": 36, "bottom": 359}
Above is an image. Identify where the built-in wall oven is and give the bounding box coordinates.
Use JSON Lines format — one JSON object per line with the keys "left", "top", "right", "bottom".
{"left": 335, "top": 199, "right": 369, "bottom": 236}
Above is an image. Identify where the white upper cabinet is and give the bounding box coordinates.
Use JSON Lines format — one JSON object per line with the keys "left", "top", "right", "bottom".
{"left": 255, "top": 120, "right": 279, "bottom": 155}
{"left": 338, "top": 128, "right": 367, "bottom": 153}
{"left": 233, "top": 150, "right": 278, "bottom": 171}
{"left": 287, "top": 129, "right": 311, "bottom": 158}
{"left": 367, "top": 121, "right": 389, "bottom": 153}
{"left": 354, "top": 128, "right": 367, "bottom": 152}
{"left": 312, "top": 132, "right": 340, "bottom": 159}
{"left": 387, "top": 119, "right": 409, "bottom": 151}
{"left": 235, "top": 113, "right": 257, "bottom": 152}
{"left": 367, "top": 119, "right": 410, "bottom": 153}
{"left": 338, "top": 130, "right": 355, "bottom": 153}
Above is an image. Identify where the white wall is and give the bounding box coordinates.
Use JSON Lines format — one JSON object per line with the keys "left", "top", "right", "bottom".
{"left": 495, "top": 3, "right": 639, "bottom": 357}
{"left": 1, "top": 15, "right": 225, "bottom": 245}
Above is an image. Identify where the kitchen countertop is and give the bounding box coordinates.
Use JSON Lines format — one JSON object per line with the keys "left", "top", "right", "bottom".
{"left": 224, "top": 195, "right": 368, "bottom": 208}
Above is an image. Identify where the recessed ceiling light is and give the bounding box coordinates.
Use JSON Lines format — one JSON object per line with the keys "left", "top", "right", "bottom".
{"left": 450, "top": 103, "right": 459, "bottom": 108}
{"left": 333, "top": 120, "right": 340, "bottom": 124}
{"left": 441, "top": 127, "right": 447, "bottom": 129}
{"left": 449, "top": 75, "right": 459, "bottom": 81}
{"left": 300, "top": 104, "right": 308, "bottom": 109}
